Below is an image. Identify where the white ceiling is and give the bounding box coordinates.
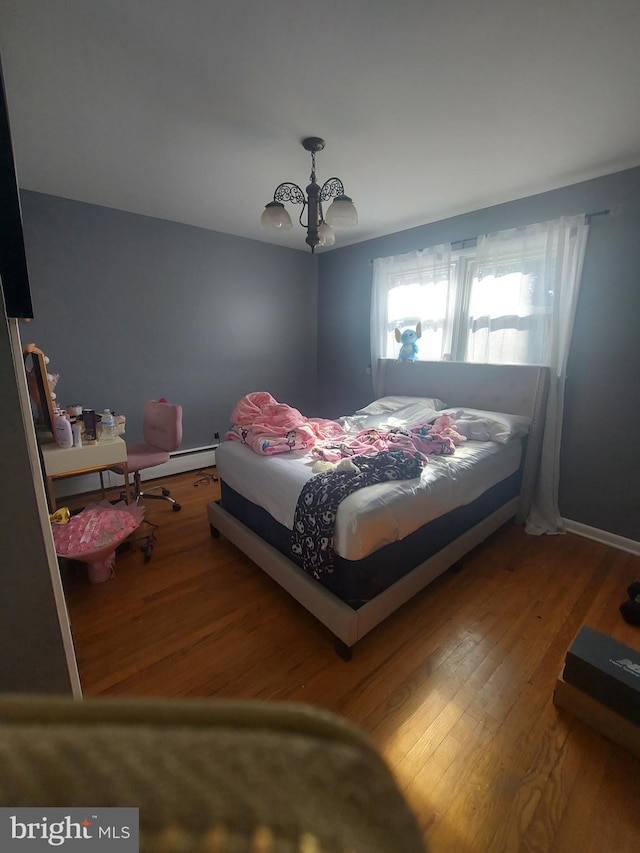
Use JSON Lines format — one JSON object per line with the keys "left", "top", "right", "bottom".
{"left": 2, "top": 0, "right": 640, "bottom": 253}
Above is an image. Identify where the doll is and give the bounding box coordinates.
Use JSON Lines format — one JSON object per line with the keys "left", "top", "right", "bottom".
{"left": 394, "top": 322, "right": 422, "bottom": 362}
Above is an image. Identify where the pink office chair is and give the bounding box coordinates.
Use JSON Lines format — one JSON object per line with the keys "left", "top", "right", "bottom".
{"left": 111, "top": 400, "right": 183, "bottom": 512}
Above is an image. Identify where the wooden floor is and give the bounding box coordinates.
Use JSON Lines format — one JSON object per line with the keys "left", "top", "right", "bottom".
{"left": 62, "top": 470, "right": 640, "bottom": 852}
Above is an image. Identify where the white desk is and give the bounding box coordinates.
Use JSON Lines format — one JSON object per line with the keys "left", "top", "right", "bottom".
{"left": 40, "top": 437, "right": 131, "bottom": 510}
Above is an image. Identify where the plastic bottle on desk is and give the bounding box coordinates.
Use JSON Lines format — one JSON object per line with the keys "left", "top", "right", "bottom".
{"left": 53, "top": 411, "right": 73, "bottom": 448}
{"left": 71, "top": 421, "right": 82, "bottom": 447}
{"left": 100, "top": 409, "right": 117, "bottom": 442}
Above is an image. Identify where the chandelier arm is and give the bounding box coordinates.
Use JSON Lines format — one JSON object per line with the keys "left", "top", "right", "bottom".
{"left": 273, "top": 182, "right": 306, "bottom": 205}
{"left": 298, "top": 202, "right": 307, "bottom": 229}
{"left": 320, "top": 177, "right": 346, "bottom": 202}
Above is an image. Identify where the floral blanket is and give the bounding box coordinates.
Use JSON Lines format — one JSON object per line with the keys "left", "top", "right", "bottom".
{"left": 291, "top": 450, "right": 425, "bottom": 578}
{"left": 226, "top": 392, "right": 344, "bottom": 456}
{"left": 312, "top": 423, "right": 458, "bottom": 464}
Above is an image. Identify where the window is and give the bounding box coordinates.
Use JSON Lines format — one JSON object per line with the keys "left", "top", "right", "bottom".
{"left": 377, "top": 243, "right": 552, "bottom": 367}
{"left": 384, "top": 260, "right": 453, "bottom": 362}
{"left": 464, "top": 250, "right": 552, "bottom": 365}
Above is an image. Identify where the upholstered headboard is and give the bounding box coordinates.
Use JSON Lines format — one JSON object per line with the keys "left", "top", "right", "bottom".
{"left": 377, "top": 359, "right": 550, "bottom": 522}
{"left": 378, "top": 358, "right": 547, "bottom": 417}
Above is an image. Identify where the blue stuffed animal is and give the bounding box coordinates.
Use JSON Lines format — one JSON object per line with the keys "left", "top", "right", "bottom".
{"left": 395, "top": 322, "right": 422, "bottom": 362}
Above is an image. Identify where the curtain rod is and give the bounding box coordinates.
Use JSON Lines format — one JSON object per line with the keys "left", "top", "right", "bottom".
{"left": 448, "top": 209, "right": 610, "bottom": 251}
{"left": 369, "top": 209, "right": 611, "bottom": 262}
{"left": 585, "top": 208, "right": 611, "bottom": 224}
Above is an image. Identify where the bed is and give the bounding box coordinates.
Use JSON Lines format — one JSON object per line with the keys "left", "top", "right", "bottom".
{"left": 207, "top": 359, "right": 549, "bottom": 658}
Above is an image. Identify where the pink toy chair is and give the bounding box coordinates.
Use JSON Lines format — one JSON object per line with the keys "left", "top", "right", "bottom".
{"left": 111, "top": 400, "right": 183, "bottom": 512}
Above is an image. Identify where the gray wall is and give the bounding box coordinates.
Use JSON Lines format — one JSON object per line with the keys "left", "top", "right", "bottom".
{"left": 20, "top": 192, "right": 318, "bottom": 449}
{"left": 0, "top": 308, "right": 74, "bottom": 693}
{"left": 317, "top": 167, "right": 640, "bottom": 542}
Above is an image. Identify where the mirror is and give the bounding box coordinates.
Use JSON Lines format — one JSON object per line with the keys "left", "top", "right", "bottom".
{"left": 23, "top": 343, "right": 56, "bottom": 437}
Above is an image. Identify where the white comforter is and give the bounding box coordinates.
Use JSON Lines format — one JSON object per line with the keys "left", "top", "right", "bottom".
{"left": 215, "top": 438, "right": 522, "bottom": 561}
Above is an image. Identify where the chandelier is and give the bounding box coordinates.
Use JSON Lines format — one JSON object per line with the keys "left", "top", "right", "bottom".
{"left": 261, "top": 137, "right": 358, "bottom": 252}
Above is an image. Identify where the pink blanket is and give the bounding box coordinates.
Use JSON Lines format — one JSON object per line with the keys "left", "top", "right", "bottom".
{"left": 52, "top": 500, "right": 145, "bottom": 583}
{"left": 226, "top": 392, "right": 344, "bottom": 455}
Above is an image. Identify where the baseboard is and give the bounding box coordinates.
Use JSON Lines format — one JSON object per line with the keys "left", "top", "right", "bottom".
{"left": 562, "top": 518, "right": 640, "bottom": 556}
{"left": 51, "top": 446, "right": 218, "bottom": 499}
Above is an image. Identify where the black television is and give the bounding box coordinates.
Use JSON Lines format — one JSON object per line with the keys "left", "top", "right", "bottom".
{"left": 0, "top": 51, "right": 34, "bottom": 319}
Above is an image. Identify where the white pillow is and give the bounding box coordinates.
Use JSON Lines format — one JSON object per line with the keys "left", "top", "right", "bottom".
{"left": 443, "top": 408, "right": 531, "bottom": 444}
{"left": 341, "top": 397, "right": 447, "bottom": 433}
{"left": 356, "top": 395, "right": 447, "bottom": 415}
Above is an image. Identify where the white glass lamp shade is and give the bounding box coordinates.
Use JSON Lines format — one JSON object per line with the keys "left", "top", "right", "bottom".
{"left": 261, "top": 201, "right": 293, "bottom": 231}
{"left": 325, "top": 194, "right": 358, "bottom": 226}
{"left": 317, "top": 222, "right": 335, "bottom": 247}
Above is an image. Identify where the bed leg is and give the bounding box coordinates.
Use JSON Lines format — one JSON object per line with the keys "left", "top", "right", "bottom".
{"left": 210, "top": 524, "right": 220, "bottom": 538}
{"left": 334, "top": 638, "right": 353, "bottom": 662}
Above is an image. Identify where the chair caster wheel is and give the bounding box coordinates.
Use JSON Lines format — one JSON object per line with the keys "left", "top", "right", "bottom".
{"left": 162, "top": 488, "right": 171, "bottom": 496}
{"left": 172, "top": 503, "right": 181, "bottom": 512}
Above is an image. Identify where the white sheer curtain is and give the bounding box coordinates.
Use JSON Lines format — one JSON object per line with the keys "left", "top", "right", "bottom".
{"left": 467, "top": 226, "right": 555, "bottom": 365}
{"left": 474, "top": 215, "right": 589, "bottom": 534}
{"left": 370, "top": 245, "right": 451, "bottom": 396}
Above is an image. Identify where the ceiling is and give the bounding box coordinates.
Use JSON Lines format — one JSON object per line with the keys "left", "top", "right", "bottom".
{"left": 2, "top": 0, "right": 640, "bottom": 253}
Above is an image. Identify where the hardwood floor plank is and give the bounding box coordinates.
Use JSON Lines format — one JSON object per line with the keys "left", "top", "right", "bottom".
{"left": 546, "top": 724, "right": 613, "bottom": 853}
{"left": 586, "top": 745, "right": 640, "bottom": 851}
{"left": 518, "top": 711, "right": 587, "bottom": 853}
